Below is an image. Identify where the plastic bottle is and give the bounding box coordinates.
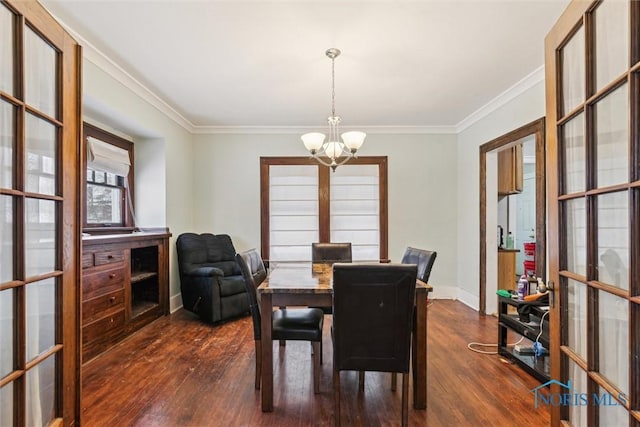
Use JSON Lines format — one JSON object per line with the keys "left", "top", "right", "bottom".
{"left": 506, "top": 232, "right": 514, "bottom": 249}
{"left": 517, "top": 274, "right": 528, "bottom": 300}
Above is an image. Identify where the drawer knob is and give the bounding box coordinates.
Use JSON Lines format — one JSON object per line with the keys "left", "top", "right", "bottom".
{"left": 109, "top": 273, "right": 116, "bottom": 279}
{"left": 107, "top": 255, "right": 114, "bottom": 259}
{"left": 110, "top": 296, "right": 116, "bottom": 303}
{"left": 110, "top": 318, "right": 114, "bottom": 323}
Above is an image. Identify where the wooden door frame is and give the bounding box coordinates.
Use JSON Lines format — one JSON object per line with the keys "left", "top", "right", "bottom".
{"left": 479, "top": 118, "right": 546, "bottom": 315}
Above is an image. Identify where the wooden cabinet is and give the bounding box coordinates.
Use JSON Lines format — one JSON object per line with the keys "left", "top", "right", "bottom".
{"left": 497, "top": 144, "right": 523, "bottom": 195}
{"left": 81, "top": 231, "right": 171, "bottom": 363}
{"left": 498, "top": 249, "right": 519, "bottom": 291}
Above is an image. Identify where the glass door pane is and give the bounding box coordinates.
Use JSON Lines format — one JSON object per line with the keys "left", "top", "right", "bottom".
{"left": 24, "top": 27, "right": 58, "bottom": 119}
{"left": 0, "top": 288, "right": 13, "bottom": 378}
{"left": 0, "top": 196, "right": 12, "bottom": 283}
{"left": 564, "top": 198, "right": 587, "bottom": 276}
{"left": 562, "top": 27, "right": 585, "bottom": 115}
{"left": 595, "top": 84, "right": 628, "bottom": 187}
{"left": 0, "top": 100, "right": 14, "bottom": 189}
{"left": 0, "top": 4, "right": 14, "bottom": 96}
{"left": 598, "top": 290, "right": 628, "bottom": 395}
{"left": 562, "top": 113, "right": 585, "bottom": 194}
{"left": 567, "top": 358, "right": 588, "bottom": 427}
{"left": 25, "top": 114, "right": 57, "bottom": 196}
{"left": 597, "top": 192, "right": 628, "bottom": 289}
{"left": 567, "top": 279, "right": 587, "bottom": 359}
{"left": 594, "top": 0, "right": 629, "bottom": 91}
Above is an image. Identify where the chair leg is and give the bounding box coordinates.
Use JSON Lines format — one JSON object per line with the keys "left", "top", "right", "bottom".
{"left": 333, "top": 366, "right": 341, "bottom": 427}
{"left": 358, "top": 371, "right": 365, "bottom": 392}
{"left": 401, "top": 372, "right": 409, "bottom": 427}
{"left": 312, "top": 342, "right": 321, "bottom": 394}
{"left": 254, "top": 340, "right": 261, "bottom": 390}
{"left": 391, "top": 372, "right": 397, "bottom": 391}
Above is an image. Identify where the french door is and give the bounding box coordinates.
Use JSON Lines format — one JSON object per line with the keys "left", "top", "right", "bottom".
{"left": 0, "top": 1, "right": 81, "bottom": 425}
{"left": 546, "top": 0, "right": 639, "bottom": 425}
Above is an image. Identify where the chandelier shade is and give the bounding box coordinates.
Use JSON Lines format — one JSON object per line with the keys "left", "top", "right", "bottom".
{"left": 301, "top": 48, "right": 365, "bottom": 171}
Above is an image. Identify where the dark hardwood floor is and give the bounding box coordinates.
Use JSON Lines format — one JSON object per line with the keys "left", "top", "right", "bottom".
{"left": 81, "top": 300, "right": 550, "bottom": 426}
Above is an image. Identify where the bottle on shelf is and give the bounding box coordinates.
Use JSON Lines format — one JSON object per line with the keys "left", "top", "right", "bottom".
{"left": 506, "top": 232, "right": 514, "bottom": 249}
{"left": 517, "top": 274, "right": 528, "bottom": 300}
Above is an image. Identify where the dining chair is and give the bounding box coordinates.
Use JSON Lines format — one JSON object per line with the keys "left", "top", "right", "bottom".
{"left": 311, "top": 242, "right": 352, "bottom": 264}
{"left": 311, "top": 242, "right": 352, "bottom": 316}
{"left": 236, "top": 249, "right": 324, "bottom": 392}
{"left": 401, "top": 246, "right": 437, "bottom": 284}
{"left": 332, "top": 263, "right": 417, "bottom": 427}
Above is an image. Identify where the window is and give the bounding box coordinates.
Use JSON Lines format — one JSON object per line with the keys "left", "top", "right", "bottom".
{"left": 260, "top": 157, "right": 387, "bottom": 262}
{"left": 83, "top": 123, "right": 134, "bottom": 231}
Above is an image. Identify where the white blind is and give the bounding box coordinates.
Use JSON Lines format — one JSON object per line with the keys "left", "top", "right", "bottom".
{"left": 330, "top": 164, "right": 379, "bottom": 261}
{"left": 269, "top": 165, "right": 318, "bottom": 262}
{"left": 87, "top": 136, "right": 130, "bottom": 177}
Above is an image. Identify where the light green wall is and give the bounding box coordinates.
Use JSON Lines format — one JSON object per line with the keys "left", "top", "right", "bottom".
{"left": 192, "top": 132, "right": 459, "bottom": 298}
{"left": 83, "top": 59, "right": 195, "bottom": 309}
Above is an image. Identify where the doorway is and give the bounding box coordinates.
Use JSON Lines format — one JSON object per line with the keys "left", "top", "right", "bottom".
{"left": 479, "top": 118, "right": 546, "bottom": 315}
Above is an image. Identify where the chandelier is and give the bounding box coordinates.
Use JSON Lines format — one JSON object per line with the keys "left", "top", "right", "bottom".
{"left": 301, "top": 48, "right": 365, "bottom": 171}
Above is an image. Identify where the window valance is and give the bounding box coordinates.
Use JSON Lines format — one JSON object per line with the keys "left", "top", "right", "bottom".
{"left": 87, "top": 136, "right": 130, "bottom": 177}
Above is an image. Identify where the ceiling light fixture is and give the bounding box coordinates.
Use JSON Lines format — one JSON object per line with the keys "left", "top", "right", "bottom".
{"left": 301, "top": 48, "right": 365, "bottom": 171}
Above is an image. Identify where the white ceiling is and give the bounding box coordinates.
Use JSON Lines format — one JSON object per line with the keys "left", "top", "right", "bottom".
{"left": 41, "top": 0, "right": 569, "bottom": 130}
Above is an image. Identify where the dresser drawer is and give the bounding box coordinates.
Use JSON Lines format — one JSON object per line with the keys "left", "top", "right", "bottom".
{"left": 83, "top": 265, "right": 126, "bottom": 300}
{"left": 83, "top": 289, "right": 125, "bottom": 324}
{"left": 82, "top": 309, "right": 125, "bottom": 344}
{"left": 82, "top": 252, "right": 94, "bottom": 269}
{"left": 94, "top": 250, "right": 125, "bottom": 266}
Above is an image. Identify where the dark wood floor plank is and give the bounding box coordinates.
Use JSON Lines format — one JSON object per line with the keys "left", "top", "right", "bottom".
{"left": 81, "top": 300, "right": 550, "bottom": 426}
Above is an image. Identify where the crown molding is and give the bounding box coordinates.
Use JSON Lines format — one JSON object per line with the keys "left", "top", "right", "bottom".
{"left": 45, "top": 9, "right": 197, "bottom": 134}
{"left": 46, "top": 6, "right": 542, "bottom": 138}
{"left": 455, "top": 65, "right": 545, "bottom": 133}
{"left": 191, "top": 125, "right": 458, "bottom": 135}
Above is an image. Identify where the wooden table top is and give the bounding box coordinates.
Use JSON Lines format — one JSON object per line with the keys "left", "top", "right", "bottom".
{"left": 258, "top": 262, "right": 432, "bottom": 294}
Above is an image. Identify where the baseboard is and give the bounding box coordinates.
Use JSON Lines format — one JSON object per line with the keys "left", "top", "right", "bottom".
{"left": 456, "top": 288, "right": 480, "bottom": 311}
{"left": 428, "top": 285, "right": 457, "bottom": 300}
{"left": 170, "top": 294, "right": 183, "bottom": 313}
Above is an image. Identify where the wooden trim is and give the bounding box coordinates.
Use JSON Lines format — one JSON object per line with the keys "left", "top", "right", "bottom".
{"left": 260, "top": 158, "right": 270, "bottom": 260}
{"left": 83, "top": 122, "right": 135, "bottom": 230}
{"left": 259, "top": 156, "right": 388, "bottom": 262}
{"left": 478, "top": 118, "right": 545, "bottom": 316}
{"left": 318, "top": 165, "right": 329, "bottom": 242}
{"left": 479, "top": 149, "right": 487, "bottom": 315}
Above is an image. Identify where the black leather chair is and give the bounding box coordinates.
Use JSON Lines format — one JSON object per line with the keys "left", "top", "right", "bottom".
{"left": 237, "top": 249, "right": 324, "bottom": 393}
{"left": 311, "top": 242, "right": 352, "bottom": 315}
{"left": 401, "top": 246, "right": 437, "bottom": 283}
{"left": 176, "top": 233, "right": 249, "bottom": 323}
{"left": 332, "top": 264, "right": 417, "bottom": 427}
{"left": 311, "top": 242, "right": 352, "bottom": 264}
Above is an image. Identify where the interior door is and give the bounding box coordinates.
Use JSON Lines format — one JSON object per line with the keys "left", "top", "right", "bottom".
{"left": 545, "top": 0, "right": 639, "bottom": 425}
{"left": 0, "top": 0, "right": 81, "bottom": 425}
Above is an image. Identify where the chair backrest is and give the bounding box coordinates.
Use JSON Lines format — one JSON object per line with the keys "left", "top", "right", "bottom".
{"left": 176, "top": 233, "right": 240, "bottom": 279}
{"left": 401, "top": 247, "right": 437, "bottom": 284}
{"left": 236, "top": 249, "right": 265, "bottom": 340}
{"left": 332, "top": 263, "right": 417, "bottom": 373}
{"left": 311, "top": 242, "right": 352, "bottom": 264}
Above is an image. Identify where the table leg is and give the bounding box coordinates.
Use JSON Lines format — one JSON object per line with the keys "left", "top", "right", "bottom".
{"left": 413, "top": 288, "right": 427, "bottom": 409}
{"left": 260, "top": 293, "right": 274, "bottom": 412}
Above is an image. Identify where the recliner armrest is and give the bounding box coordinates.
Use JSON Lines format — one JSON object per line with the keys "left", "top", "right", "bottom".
{"left": 184, "top": 266, "right": 225, "bottom": 277}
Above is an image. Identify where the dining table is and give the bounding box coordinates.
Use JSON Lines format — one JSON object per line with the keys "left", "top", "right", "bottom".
{"left": 257, "top": 262, "right": 433, "bottom": 412}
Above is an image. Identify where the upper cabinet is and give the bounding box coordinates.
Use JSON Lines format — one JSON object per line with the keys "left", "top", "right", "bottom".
{"left": 497, "top": 144, "right": 523, "bottom": 196}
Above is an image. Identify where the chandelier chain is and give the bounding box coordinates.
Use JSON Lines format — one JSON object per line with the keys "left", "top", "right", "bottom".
{"left": 331, "top": 56, "right": 336, "bottom": 118}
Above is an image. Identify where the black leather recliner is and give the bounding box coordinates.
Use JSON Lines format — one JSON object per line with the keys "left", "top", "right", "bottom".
{"left": 176, "top": 233, "right": 249, "bottom": 323}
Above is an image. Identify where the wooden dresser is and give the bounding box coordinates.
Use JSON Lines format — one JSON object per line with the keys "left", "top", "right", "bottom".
{"left": 81, "top": 231, "right": 171, "bottom": 363}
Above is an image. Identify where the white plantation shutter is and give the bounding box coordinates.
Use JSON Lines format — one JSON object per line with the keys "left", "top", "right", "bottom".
{"left": 330, "top": 164, "right": 380, "bottom": 261}
{"left": 269, "top": 165, "right": 319, "bottom": 261}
